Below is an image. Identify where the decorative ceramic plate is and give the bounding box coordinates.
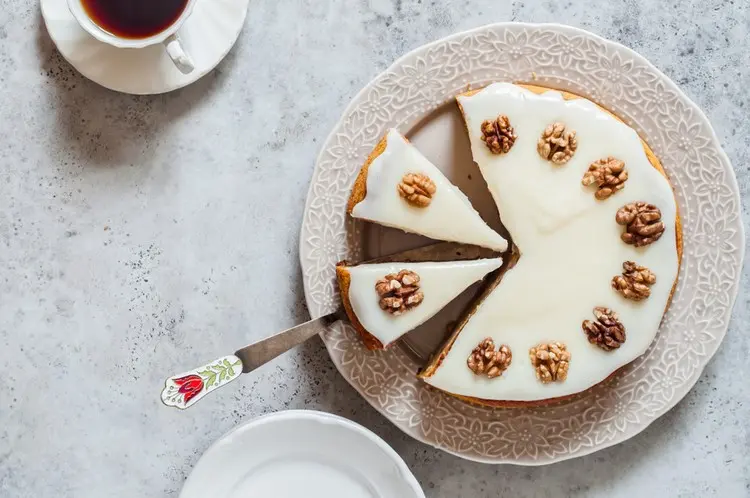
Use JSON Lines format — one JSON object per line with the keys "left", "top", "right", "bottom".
{"left": 180, "top": 410, "right": 425, "bottom": 498}
{"left": 299, "top": 23, "right": 744, "bottom": 464}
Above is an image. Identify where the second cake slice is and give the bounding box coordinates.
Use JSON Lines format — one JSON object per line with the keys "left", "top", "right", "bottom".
{"left": 336, "top": 258, "right": 502, "bottom": 350}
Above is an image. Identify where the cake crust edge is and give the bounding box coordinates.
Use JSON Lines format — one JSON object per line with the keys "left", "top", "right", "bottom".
{"left": 336, "top": 263, "right": 386, "bottom": 350}
{"left": 346, "top": 134, "right": 389, "bottom": 215}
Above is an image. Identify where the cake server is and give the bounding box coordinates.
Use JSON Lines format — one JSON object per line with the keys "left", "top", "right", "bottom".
{"left": 160, "top": 242, "right": 500, "bottom": 409}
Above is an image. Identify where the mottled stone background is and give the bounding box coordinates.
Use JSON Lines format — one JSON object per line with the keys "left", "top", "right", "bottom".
{"left": 0, "top": 0, "right": 748, "bottom": 496}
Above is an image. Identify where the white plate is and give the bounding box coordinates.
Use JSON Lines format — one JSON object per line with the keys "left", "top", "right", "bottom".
{"left": 180, "top": 411, "right": 425, "bottom": 498}
{"left": 40, "top": 0, "right": 249, "bottom": 95}
{"left": 299, "top": 23, "right": 745, "bottom": 464}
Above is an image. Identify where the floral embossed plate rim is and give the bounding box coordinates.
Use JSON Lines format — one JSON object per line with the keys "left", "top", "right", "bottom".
{"left": 299, "top": 23, "right": 745, "bottom": 464}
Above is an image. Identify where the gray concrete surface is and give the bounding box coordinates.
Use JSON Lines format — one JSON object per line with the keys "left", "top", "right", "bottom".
{"left": 1, "top": 0, "right": 748, "bottom": 496}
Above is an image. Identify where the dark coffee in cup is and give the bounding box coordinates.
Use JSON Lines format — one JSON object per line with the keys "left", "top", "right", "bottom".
{"left": 81, "top": 0, "right": 189, "bottom": 39}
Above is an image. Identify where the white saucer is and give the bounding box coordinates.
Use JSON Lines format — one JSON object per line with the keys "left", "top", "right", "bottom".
{"left": 40, "top": 0, "right": 249, "bottom": 95}
{"left": 181, "top": 410, "right": 425, "bottom": 498}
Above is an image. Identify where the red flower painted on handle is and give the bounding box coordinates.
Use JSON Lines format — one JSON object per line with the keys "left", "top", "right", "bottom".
{"left": 173, "top": 374, "right": 204, "bottom": 404}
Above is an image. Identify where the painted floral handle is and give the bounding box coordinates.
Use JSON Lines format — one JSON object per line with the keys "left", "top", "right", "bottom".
{"left": 161, "top": 311, "right": 343, "bottom": 410}
{"left": 161, "top": 355, "right": 243, "bottom": 409}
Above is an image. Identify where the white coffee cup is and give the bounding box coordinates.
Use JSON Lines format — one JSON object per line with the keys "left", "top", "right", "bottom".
{"left": 67, "top": 0, "right": 197, "bottom": 74}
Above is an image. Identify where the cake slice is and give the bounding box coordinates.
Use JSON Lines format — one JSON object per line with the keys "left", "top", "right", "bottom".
{"left": 336, "top": 258, "right": 503, "bottom": 350}
{"left": 348, "top": 129, "right": 508, "bottom": 252}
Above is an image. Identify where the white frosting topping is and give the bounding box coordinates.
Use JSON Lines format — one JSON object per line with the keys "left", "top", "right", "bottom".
{"left": 424, "top": 83, "right": 679, "bottom": 401}
{"left": 351, "top": 129, "right": 508, "bottom": 252}
{"left": 346, "top": 259, "right": 503, "bottom": 347}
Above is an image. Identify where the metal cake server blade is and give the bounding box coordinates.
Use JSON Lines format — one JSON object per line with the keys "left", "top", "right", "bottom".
{"left": 160, "top": 242, "right": 501, "bottom": 409}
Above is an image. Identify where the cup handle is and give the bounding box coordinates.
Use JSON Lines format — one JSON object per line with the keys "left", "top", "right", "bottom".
{"left": 163, "top": 32, "right": 195, "bottom": 74}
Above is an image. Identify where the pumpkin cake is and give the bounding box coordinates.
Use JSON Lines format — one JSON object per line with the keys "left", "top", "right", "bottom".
{"left": 342, "top": 83, "right": 682, "bottom": 407}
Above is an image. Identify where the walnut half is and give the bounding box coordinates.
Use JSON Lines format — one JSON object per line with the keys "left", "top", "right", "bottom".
{"left": 529, "top": 342, "right": 570, "bottom": 383}
{"left": 582, "top": 157, "right": 628, "bottom": 200}
{"left": 375, "top": 270, "right": 423, "bottom": 315}
{"left": 397, "top": 173, "right": 436, "bottom": 207}
{"left": 537, "top": 122, "right": 577, "bottom": 164}
{"left": 612, "top": 261, "right": 656, "bottom": 301}
{"left": 615, "top": 202, "right": 665, "bottom": 247}
{"left": 582, "top": 307, "right": 626, "bottom": 351}
{"left": 467, "top": 338, "right": 512, "bottom": 379}
{"left": 481, "top": 115, "right": 517, "bottom": 154}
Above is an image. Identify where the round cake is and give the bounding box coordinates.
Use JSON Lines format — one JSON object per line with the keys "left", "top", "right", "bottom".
{"left": 341, "top": 82, "right": 682, "bottom": 407}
